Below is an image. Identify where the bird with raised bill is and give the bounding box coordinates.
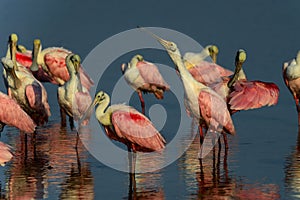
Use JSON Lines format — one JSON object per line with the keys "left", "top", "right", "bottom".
{"left": 139, "top": 27, "right": 235, "bottom": 148}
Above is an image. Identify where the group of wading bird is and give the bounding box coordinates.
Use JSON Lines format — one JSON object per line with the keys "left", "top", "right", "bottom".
{"left": 1, "top": 27, "right": 300, "bottom": 176}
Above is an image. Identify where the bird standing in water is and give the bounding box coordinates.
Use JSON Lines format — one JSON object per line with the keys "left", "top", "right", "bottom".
{"left": 121, "top": 54, "right": 169, "bottom": 114}
{"left": 226, "top": 49, "right": 279, "bottom": 113}
{"left": 58, "top": 54, "right": 92, "bottom": 129}
{"left": 2, "top": 36, "right": 51, "bottom": 126}
{"left": 140, "top": 28, "right": 235, "bottom": 146}
{"left": 85, "top": 91, "right": 165, "bottom": 186}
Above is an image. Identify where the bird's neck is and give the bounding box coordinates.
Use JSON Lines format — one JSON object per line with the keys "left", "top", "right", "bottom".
{"left": 237, "top": 68, "right": 247, "bottom": 80}
{"left": 296, "top": 52, "right": 300, "bottom": 64}
{"left": 96, "top": 100, "right": 112, "bottom": 126}
{"left": 10, "top": 68, "right": 21, "bottom": 89}
{"left": 228, "top": 64, "right": 247, "bottom": 88}
{"left": 171, "top": 50, "right": 206, "bottom": 90}
{"left": 35, "top": 47, "right": 44, "bottom": 65}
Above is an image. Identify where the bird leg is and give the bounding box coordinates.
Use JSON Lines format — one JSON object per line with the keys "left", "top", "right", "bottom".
{"left": 0, "top": 122, "right": 5, "bottom": 134}
{"left": 294, "top": 97, "right": 300, "bottom": 125}
{"left": 222, "top": 133, "right": 229, "bottom": 150}
{"left": 127, "top": 146, "right": 136, "bottom": 193}
{"left": 60, "top": 107, "right": 67, "bottom": 127}
{"left": 69, "top": 116, "right": 75, "bottom": 130}
{"left": 138, "top": 91, "right": 145, "bottom": 115}
{"left": 199, "top": 125, "right": 204, "bottom": 145}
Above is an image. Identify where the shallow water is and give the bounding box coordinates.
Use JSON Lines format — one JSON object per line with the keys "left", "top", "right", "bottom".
{"left": 1, "top": 0, "right": 300, "bottom": 199}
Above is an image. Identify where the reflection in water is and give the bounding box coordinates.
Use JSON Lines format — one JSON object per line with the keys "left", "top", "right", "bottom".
{"left": 3, "top": 122, "right": 94, "bottom": 199}
{"left": 127, "top": 171, "right": 164, "bottom": 200}
{"left": 285, "top": 128, "right": 300, "bottom": 199}
{"left": 179, "top": 134, "right": 280, "bottom": 199}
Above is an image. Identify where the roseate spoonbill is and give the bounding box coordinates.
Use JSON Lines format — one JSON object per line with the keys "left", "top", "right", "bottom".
{"left": 58, "top": 54, "right": 92, "bottom": 128}
{"left": 140, "top": 28, "right": 235, "bottom": 145}
{"left": 29, "top": 39, "right": 94, "bottom": 90}
{"left": 0, "top": 91, "right": 36, "bottom": 133}
{"left": 283, "top": 51, "right": 300, "bottom": 124}
{"left": 85, "top": 91, "right": 166, "bottom": 176}
{"left": 15, "top": 39, "right": 56, "bottom": 83}
{"left": 2, "top": 57, "right": 51, "bottom": 126}
{"left": 0, "top": 141, "right": 13, "bottom": 166}
{"left": 183, "top": 45, "right": 233, "bottom": 86}
{"left": 121, "top": 54, "right": 170, "bottom": 114}
{"left": 227, "top": 49, "right": 279, "bottom": 112}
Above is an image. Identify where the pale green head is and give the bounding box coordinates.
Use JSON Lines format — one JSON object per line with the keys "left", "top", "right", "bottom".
{"left": 93, "top": 91, "right": 110, "bottom": 106}
{"left": 30, "top": 39, "right": 42, "bottom": 71}
{"left": 236, "top": 49, "right": 246, "bottom": 63}
{"left": 66, "top": 54, "right": 81, "bottom": 74}
{"left": 9, "top": 33, "right": 18, "bottom": 44}
{"left": 207, "top": 45, "right": 219, "bottom": 55}
{"left": 207, "top": 45, "right": 219, "bottom": 63}
{"left": 129, "top": 54, "right": 144, "bottom": 68}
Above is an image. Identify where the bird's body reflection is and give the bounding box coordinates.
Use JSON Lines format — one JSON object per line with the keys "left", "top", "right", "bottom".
{"left": 127, "top": 171, "right": 164, "bottom": 200}
{"left": 179, "top": 134, "right": 280, "bottom": 199}
{"left": 3, "top": 122, "right": 94, "bottom": 199}
{"left": 285, "top": 128, "right": 300, "bottom": 199}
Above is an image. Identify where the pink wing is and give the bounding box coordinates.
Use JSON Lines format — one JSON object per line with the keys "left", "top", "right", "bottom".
{"left": 0, "top": 141, "right": 13, "bottom": 165}
{"left": 111, "top": 107, "right": 166, "bottom": 152}
{"left": 199, "top": 90, "right": 235, "bottom": 134}
{"left": 0, "top": 92, "right": 36, "bottom": 133}
{"left": 228, "top": 80, "right": 279, "bottom": 111}
{"left": 136, "top": 61, "right": 170, "bottom": 90}
{"left": 189, "top": 61, "right": 233, "bottom": 85}
{"left": 15, "top": 51, "right": 56, "bottom": 83}
{"left": 44, "top": 48, "right": 94, "bottom": 89}
{"left": 44, "top": 50, "right": 70, "bottom": 82}
{"left": 16, "top": 51, "right": 32, "bottom": 68}
{"left": 25, "top": 84, "right": 50, "bottom": 125}
{"left": 79, "top": 67, "right": 94, "bottom": 91}
{"left": 75, "top": 91, "right": 92, "bottom": 125}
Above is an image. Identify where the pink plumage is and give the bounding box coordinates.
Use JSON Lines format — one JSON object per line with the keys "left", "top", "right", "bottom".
{"left": 25, "top": 84, "right": 51, "bottom": 126}
{"left": 0, "top": 92, "right": 36, "bottom": 133}
{"left": 16, "top": 48, "right": 94, "bottom": 90}
{"left": 198, "top": 90, "right": 235, "bottom": 135}
{"left": 228, "top": 80, "right": 279, "bottom": 111}
{"left": 0, "top": 141, "right": 13, "bottom": 166}
{"left": 15, "top": 51, "right": 56, "bottom": 83}
{"left": 105, "top": 105, "right": 166, "bottom": 152}
{"left": 136, "top": 61, "right": 170, "bottom": 99}
{"left": 188, "top": 61, "right": 233, "bottom": 86}
{"left": 75, "top": 92, "right": 92, "bottom": 125}
{"left": 44, "top": 48, "right": 94, "bottom": 90}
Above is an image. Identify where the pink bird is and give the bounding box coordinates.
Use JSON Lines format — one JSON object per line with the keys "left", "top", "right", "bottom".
{"left": 283, "top": 51, "right": 300, "bottom": 124}
{"left": 29, "top": 39, "right": 94, "bottom": 90}
{"left": 121, "top": 54, "right": 170, "bottom": 114}
{"left": 0, "top": 91, "right": 36, "bottom": 133}
{"left": 58, "top": 54, "right": 92, "bottom": 129}
{"left": 2, "top": 56, "right": 51, "bottom": 126}
{"left": 183, "top": 45, "right": 233, "bottom": 86}
{"left": 0, "top": 141, "right": 13, "bottom": 166}
{"left": 211, "top": 49, "right": 279, "bottom": 114}
{"left": 141, "top": 28, "right": 235, "bottom": 146}
{"left": 85, "top": 91, "right": 166, "bottom": 175}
